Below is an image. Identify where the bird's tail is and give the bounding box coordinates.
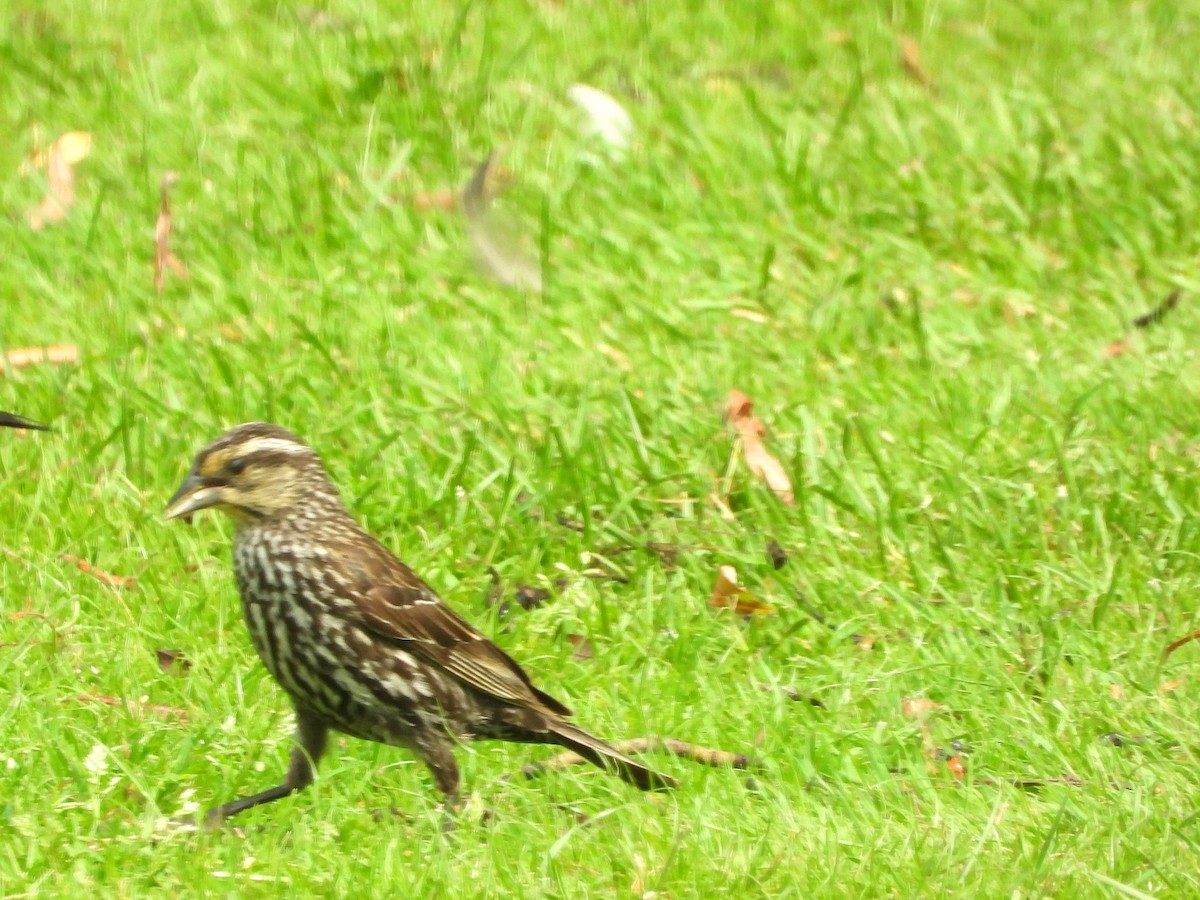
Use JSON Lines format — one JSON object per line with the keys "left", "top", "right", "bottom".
{"left": 547, "top": 720, "right": 678, "bottom": 791}
{"left": 0, "top": 412, "right": 48, "bottom": 431}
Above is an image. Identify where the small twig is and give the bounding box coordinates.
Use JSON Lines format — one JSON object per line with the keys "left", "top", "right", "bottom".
{"left": 973, "top": 774, "right": 1086, "bottom": 789}
{"left": 1132, "top": 289, "right": 1182, "bottom": 329}
{"left": 517, "top": 738, "right": 759, "bottom": 782}
{"left": 1163, "top": 629, "right": 1200, "bottom": 660}
{"left": 791, "top": 586, "right": 829, "bottom": 627}
{"left": 760, "top": 683, "right": 827, "bottom": 709}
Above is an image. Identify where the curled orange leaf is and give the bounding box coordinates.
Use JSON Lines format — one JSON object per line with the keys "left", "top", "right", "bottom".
{"left": 725, "top": 390, "right": 794, "bottom": 505}
{"left": 709, "top": 565, "right": 775, "bottom": 616}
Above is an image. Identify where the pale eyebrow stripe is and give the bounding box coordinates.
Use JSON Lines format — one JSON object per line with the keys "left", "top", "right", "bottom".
{"left": 236, "top": 437, "right": 310, "bottom": 456}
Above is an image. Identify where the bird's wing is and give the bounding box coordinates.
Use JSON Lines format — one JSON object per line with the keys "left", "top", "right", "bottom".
{"left": 330, "top": 539, "right": 572, "bottom": 717}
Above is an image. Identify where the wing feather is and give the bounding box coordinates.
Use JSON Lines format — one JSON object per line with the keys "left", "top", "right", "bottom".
{"left": 329, "top": 539, "right": 571, "bottom": 717}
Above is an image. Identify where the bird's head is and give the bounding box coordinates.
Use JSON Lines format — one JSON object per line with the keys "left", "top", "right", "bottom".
{"left": 165, "top": 423, "right": 341, "bottom": 527}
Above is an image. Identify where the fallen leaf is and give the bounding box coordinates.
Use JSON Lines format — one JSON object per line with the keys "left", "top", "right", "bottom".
{"left": 1160, "top": 678, "right": 1185, "bottom": 695}
{"left": 21, "top": 130, "right": 92, "bottom": 172}
{"left": 156, "top": 649, "right": 191, "bottom": 675}
{"left": 0, "top": 345, "right": 78, "bottom": 373}
{"left": 1104, "top": 338, "right": 1132, "bottom": 358}
{"left": 1163, "top": 629, "right": 1200, "bottom": 659}
{"left": 1003, "top": 298, "right": 1037, "bottom": 325}
{"left": 567, "top": 84, "right": 633, "bottom": 152}
{"left": 154, "top": 171, "right": 188, "bottom": 292}
{"left": 61, "top": 554, "right": 137, "bottom": 590}
{"left": 566, "top": 633, "right": 594, "bottom": 661}
{"left": 898, "top": 35, "right": 935, "bottom": 90}
{"left": 412, "top": 187, "right": 459, "bottom": 212}
{"left": 724, "top": 389, "right": 794, "bottom": 505}
{"left": 514, "top": 583, "right": 551, "bottom": 610}
{"left": 25, "top": 131, "right": 92, "bottom": 230}
{"left": 630, "top": 852, "right": 648, "bottom": 897}
{"left": 945, "top": 755, "right": 967, "bottom": 780}
{"left": 766, "top": 539, "right": 787, "bottom": 570}
{"left": 901, "top": 697, "right": 943, "bottom": 720}
{"left": 709, "top": 564, "right": 775, "bottom": 616}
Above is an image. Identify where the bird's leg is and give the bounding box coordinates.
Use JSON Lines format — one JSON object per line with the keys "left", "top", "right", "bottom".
{"left": 201, "top": 708, "right": 328, "bottom": 828}
{"left": 416, "top": 734, "right": 461, "bottom": 832}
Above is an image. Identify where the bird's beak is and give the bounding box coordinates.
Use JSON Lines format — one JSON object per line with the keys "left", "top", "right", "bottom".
{"left": 165, "top": 472, "right": 222, "bottom": 522}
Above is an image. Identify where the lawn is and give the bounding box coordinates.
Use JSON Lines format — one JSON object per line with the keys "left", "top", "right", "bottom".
{"left": 2, "top": 0, "right": 1200, "bottom": 896}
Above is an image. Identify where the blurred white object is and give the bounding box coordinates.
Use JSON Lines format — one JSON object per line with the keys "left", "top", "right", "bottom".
{"left": 567, "top": 83, "right": 633, "bottom": 151}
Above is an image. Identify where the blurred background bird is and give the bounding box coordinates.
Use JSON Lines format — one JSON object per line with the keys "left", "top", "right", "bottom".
{"left": 166, "top": 422, "right": 674, "bottom": 826}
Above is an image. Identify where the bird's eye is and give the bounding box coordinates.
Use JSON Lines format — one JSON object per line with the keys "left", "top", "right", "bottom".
{"left": 227, "top": 456, "right": 248, "bottom": 475}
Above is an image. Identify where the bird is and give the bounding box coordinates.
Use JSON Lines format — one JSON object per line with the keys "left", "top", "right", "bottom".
{"left": 166, "top": 422, "right": 675, "bottom": 826}
{"left": 0, "top": 412, "right": 48, "bottom": 431}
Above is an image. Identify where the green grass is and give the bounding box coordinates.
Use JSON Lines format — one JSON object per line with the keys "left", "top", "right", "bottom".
{"left": 3, "top": 0, "right": 1200, "bottom": 895}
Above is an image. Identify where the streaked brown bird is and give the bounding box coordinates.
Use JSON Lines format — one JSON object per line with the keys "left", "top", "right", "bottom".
{"left": 166, "top": 422, "right": 674, "bottom": 825}
{"left": 0, "top": 412, "right": 48, "bottom": 431}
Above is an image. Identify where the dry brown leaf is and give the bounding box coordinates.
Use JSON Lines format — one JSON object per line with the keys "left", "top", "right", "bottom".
{"left": 566, "top": 633, "right": 594, "bottom": 661}
{"left": 25, "top": 131, "right": 92, "bottom": 230}
{"left": 514, "top": 583, "right": 551, "bottom": 610}
{"left": 0, "top": 344, "right": 79, "bottom": 374}
{"left": 901, "top": 697, "right": 943, "bottom": 720}
{"left": 156, "top": 648, "right": 192, "bottom": 675}
{"left": 61, "top": 554, "right": 137, "bottom": 590}
{"left": 853, "top": 632, "right": 877, "bottom": 651}
{"left": 22, "top": 130, "right": 92, "bottom": 172}
{"left": 154, "top": 171, "right": 188, "bottom": 292}
{"left": 724, "top": 389, "right": 794, "bottom": 505}
{"left": 946, "top": 755, "right": 967, "bottom": 780}
{"left": 1003, "top": 298, "right": 1037, "bottom": 325}
{"left": 898, "top": 35, "right": 935, "bottom": 90}
{"left": 413, "top": 188, "right": 459, "bottom": 212}
{"left": 1160, "top": 678, "right": 1185, "bottom": 695}
{"left": 630, "top": 853, "right": 649, "bottom": 898}
{"left": 709, "top": 564, "right": 775, "bottom": 616}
